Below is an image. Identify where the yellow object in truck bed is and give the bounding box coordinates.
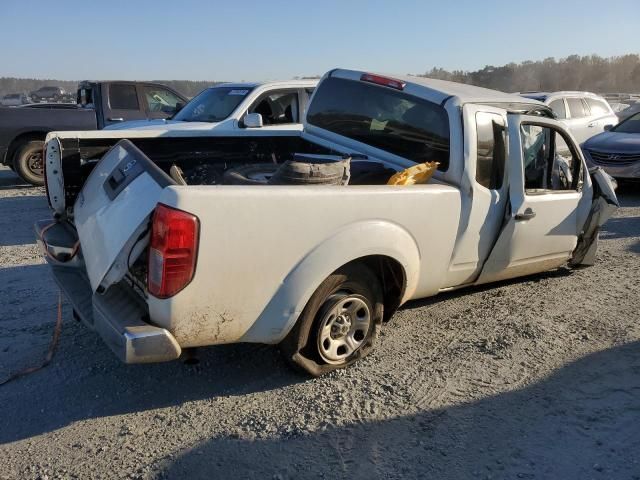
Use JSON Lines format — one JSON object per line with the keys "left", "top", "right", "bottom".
{"left": 387, "top": 162, "right": 440, "bottom": 185}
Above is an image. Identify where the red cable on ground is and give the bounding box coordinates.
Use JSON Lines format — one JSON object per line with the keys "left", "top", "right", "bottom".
{"left": 0, "top": 291, "right": 63, "bottom": 386}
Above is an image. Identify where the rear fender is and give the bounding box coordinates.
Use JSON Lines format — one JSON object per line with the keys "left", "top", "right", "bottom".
{"left": 240, "top": 220, "right": 421, "bottom": 343}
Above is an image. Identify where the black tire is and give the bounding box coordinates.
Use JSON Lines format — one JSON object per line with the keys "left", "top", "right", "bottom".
{"left": 13, "top": 140, "right": 45, "bottom": 186}
{"left": 280, "top": 263, "right": 383, "bottom": 376}
{"left": 223, "top": 163, "right": 280, "bottom": 185}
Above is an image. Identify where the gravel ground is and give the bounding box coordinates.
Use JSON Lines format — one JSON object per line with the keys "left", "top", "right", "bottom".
{"left": 0, "top": 165, "right": 639, "bottom": 480}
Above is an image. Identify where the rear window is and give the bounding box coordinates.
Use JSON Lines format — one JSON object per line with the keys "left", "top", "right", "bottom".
{"left": 307, "top": 77, "right": 450, "bottom": 170}
{"left": 109, "top": 84, "right": 139, "bottom": 110}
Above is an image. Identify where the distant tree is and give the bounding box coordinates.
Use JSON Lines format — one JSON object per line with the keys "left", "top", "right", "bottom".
{"left": 418, "top": 53, "right": 640, "bottom": 93}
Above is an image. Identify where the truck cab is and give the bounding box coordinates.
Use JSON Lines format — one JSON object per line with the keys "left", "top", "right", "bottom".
{"left": 76, "top": 81, "right": 187, "bottom": 128}
{"left": 0, "top": 81, "right": 188, "bottom": 185}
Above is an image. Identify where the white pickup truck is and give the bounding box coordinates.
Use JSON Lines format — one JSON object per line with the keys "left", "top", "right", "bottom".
{"left": 37, "top": 69, "right": 618, "bottom": 376}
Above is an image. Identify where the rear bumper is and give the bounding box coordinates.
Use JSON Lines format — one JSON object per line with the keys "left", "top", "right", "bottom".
{"left": 35, "top": 219, "right": 181, "bottom": 363}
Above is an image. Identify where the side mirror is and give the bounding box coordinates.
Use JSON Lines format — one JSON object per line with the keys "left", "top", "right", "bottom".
{"left": 174, "top": 101, "right": 185, "bottom": 113}
{"left": 243, "top": 113, "right": 263, "bottom": 128}
{"left": 604, "top": 124, "right": 613, "bottom": 131}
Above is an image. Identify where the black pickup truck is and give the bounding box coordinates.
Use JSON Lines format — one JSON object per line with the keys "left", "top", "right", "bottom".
{"left": 0, "top": 81, "right": 187, "bottom": 185}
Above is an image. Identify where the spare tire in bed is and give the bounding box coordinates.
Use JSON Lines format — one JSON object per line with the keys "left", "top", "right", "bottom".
{"left": 268, "top": 154, "right": 351, "bottom": 186}
{"left": 223, "top": 163, "right": 280, "bottom": 185}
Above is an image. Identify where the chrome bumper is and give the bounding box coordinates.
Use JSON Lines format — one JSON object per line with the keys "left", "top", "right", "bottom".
{"left": 35, "top": 219, "right": 181, "bottom": 364}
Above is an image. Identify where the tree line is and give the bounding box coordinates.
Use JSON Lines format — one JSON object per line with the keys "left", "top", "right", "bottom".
{"left": 419, "top": 54, "right": 640, "bottom": 93}
{"left": 0, "top": 78, "right": 219, "bottom": 99}
{"left": 2, "top": 54, "right": 640, "bottom": 99}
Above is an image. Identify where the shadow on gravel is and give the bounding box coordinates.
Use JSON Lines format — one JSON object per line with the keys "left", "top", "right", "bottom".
{"left": 158, "top": 341, "right": 640, "bottom": 479}
{"left": 0, "top": 169, "right": 31, "bottom": 190}
{"left": 0, "top": 326, "right": 303, "bottom": 444}
{"left": 0, "top": 195, "right": 49, "bottom": 246}
{"left": 615, "top": 184, "right": 640, "bottom": 207}
{"left": 401, "top": 267, "right": 575, "bottom": 312}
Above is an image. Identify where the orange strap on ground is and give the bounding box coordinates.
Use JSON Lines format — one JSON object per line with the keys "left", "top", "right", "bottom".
{"left": 0, "top": 291, "right": 63, "bottom": 386}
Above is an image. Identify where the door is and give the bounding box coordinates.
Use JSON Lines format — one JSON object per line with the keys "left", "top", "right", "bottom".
{"left": 584, "top": 97, "right": 618, "bottom": 131}
{"left": 445, "top": 105, "right": 509, "bottom": 287}
{"left": 142, "top": 86, "right": 185, "bottom": 120}
{"left": 103, "top": 83, "right": 148, "bottom": 126}
{"left": 477, "top": 114, "right": 592, "bottom": 284}
{"left": 564, "top": 97, "right": 592, "bottom": 144}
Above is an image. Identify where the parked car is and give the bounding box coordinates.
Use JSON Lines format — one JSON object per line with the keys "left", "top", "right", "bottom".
{"left": 29, "top": 86, "right": 67, "bottom": 102}
{"left": 1, "top": 93, "right": 30, "bottom": 106}
{"left": 0, "top": 81, "right": 187, "bottom": 185}
{"left": 520, "top": 91, "right": 619, "bottom": 144}
{"left": 36, "top": 69, "right": 618, "bottom": 376}
{"left": 616, "top": 102, "right": 640, "bottom": 123}
{"left": 583, "top": 112, "right": 640, "bottom": 180}
{"left": 104, "top": 80, "right": 317, "bottom": 132}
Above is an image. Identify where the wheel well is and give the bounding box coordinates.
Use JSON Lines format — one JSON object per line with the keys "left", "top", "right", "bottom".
{"left": 5, "top": 132, "right": 47, "bottom": 166}
{"left": 344, "top": 255, "right": 407, "bottom": 321}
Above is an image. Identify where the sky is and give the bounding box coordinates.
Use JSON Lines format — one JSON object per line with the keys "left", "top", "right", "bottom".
{"left": 0, "top": 0, "right": 638, "bottom": 82}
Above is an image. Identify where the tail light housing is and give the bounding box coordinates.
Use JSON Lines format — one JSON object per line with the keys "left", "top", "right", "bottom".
{"left": 360, "top": 73, "right": 406, "bottom": 90}
{"left": 148, "top": 204, "right": 199, "bottom": 298}
{"left": 43, "top": 143, "right": 51, "bottom": 208}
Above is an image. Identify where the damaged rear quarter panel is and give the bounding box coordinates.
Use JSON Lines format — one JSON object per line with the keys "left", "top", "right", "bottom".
{"left": 147, "top": 183, "right": 461, "bottom": 348}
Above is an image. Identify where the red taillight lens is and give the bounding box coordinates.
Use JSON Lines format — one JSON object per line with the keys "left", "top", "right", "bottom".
{"left": 360, "top": 73, "right": 406, "bottom": 90}
{"left": 148, "top": 204, "right": 199, "bottom": 298}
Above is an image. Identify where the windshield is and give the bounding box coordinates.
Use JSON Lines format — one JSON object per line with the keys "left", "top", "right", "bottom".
{"left": 612, "top": 112, "right": 640, "bottom": 134}
{"left": 173, "top": 86, "right": 254, "bottom": 122}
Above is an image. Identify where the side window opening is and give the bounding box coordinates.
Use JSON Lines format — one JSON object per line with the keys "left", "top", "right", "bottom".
{"left": 144, "top": 87, "right": 183, "bottom": 113}
{"left": 549, "top": 99, "right": 567, "bottom": 119}
{"left": 249, "top": 91, "right": 299, "bottom": 125}
{"left": 109, "top": 84, "right": 139, "bottom": 110}
{"left": 566, "top": 97, "right": 587, "bottom": 119}
{"left": 520, "top": 124, "right": 582, "bottom": 193}
{"left": 475, "top": 112, "right": 506, "bottom": 190}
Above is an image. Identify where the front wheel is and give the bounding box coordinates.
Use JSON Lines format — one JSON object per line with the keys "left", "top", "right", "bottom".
{"left": 280, "top": 263, "right": 383, "bottom": 376}
{"left": 13, "top": 140, "right": 45, "bottom": 186}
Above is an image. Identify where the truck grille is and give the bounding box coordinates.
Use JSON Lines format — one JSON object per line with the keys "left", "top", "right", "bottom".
{"left": 587, "top": 150, "right": 640, "bottom": 166}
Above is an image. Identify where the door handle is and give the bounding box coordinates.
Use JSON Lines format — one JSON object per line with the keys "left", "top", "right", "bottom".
{"left": 108, "top": 117, "right": 124, "bottom": 122}
{"left": 515, "top": 208, "right": 536, "bottom": 221}
{"left": 587, "top": 122, "right": 596, "bottom": 127}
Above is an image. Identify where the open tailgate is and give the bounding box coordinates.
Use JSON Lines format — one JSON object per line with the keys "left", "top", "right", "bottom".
{"left": 74, "top": 139, "right": 175, "bottom": 292}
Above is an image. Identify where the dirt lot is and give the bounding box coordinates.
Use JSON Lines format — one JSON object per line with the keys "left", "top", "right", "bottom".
{"left": 0, "top": 164, "right": 639, "bottom": 480}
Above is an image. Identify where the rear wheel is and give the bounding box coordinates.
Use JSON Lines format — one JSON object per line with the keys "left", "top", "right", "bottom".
{"left": 13, "top": 140, "right": 45, "bottom": 186}
{"left": 280, "top": 263, "right": 383, "bottom": 376}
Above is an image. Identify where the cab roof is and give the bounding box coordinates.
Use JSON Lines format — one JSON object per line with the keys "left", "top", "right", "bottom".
{"left": 214, "top": 79, "right": 318, "bottom": 89}
{"left": 330, "top": 69, "right": 546, "bottom": 108}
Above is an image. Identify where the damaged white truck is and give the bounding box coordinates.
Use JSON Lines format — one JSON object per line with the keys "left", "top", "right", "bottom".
{"left": 36, "top": 69, "right": 618, "bottom": 376}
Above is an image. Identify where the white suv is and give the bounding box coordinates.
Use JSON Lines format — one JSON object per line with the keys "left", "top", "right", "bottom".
{"left": 520, "top": 91, "right": 619, "bottom": 144}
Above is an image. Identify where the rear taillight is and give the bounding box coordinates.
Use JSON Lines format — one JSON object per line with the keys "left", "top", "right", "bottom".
{"left": 43, "top": 143, "right": 51, "bottom": 208}
{"left": 360, "top": 73, "right": 406, "bottom": 90}
{"left": 148, "top": 204, "right": 199, "bottom": 298}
